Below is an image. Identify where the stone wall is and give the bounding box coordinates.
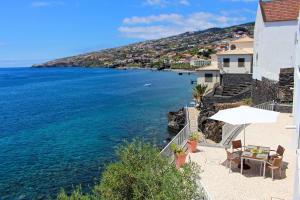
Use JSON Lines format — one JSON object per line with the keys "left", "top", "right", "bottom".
{"left": 252, "top": 68, "right": 294, "bottom": 105}
{"left": 278, "top": 68, "right": 294, "bottom": 103}
{"left": 251, "top": 77, "right": 278, "bottom": 105}
{"left": 222, "top": 74, "right": 252, "bottom": 86}
{"left": 203, "top": 89, "right": 251, "bottom": 108}
{"left": 274, "top": 104, "right": 293, "bottom": 113}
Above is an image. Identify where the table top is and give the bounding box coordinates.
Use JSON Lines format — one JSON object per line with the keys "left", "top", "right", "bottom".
{"left": 241, "top": 145, "right": 270, "bottom": 161}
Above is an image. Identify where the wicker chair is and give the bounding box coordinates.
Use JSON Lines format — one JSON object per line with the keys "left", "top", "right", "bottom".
{"left": 269, "top": 145, "right": 285, "bottom": 161}
{"left": 225, "top": 149, "right": 241, "bottom": 173}
{"left": 232, "top": 140, "right": 243, "bottom": 155}
{"left": 267, "top": 157, "right": 283, "bottom": 180}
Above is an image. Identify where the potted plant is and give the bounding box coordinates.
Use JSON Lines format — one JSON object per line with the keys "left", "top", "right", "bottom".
{"left": 171, "top": 143, "right": 187, "bottom": 168}
{"left": 187, "top": 133, "right": 200, "bottom": 153}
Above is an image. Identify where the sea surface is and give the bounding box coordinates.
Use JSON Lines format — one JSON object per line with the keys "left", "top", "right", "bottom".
{"left": 0, "top": 67, "right": 196, "bottom": 200}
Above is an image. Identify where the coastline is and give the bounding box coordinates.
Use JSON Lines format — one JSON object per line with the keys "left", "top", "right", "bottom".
{"left": 32, "top": 65, "right": 198, "bottom": 74}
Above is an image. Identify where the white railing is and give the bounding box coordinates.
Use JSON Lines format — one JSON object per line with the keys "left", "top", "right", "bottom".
{"left": 255, "top": 101, "right": 275, "bottom": 111}
{"left": 160, "top": 107, "right": 212, "bottom": 200}
{"left": 160, "top": 123, "right": 190, "bottom": 162}
{"left": 221, "top": 101, "right": 275, "bottom": 147}
{"left": 160, "top": 106, "right": 191, "bottom": 160}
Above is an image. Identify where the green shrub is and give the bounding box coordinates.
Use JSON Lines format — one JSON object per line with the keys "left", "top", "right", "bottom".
{"left": 58, "top": 140, "right": 202, "bottom": 200}
{"left": 189, "top": 133, "right": 200, "bottom": 142}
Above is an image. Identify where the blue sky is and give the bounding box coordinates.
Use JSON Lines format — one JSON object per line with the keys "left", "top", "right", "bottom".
{"left": 0, "top": 0, "right": 258, "bottom": 67}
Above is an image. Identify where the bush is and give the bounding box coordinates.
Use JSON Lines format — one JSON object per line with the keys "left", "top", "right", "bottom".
{"left": 58, "top": 140, "right": 202, "bottom": 200}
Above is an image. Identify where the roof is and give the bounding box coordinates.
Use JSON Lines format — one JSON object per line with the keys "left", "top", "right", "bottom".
{"left": 231, "top": 36, "right": 254, "bottom": 43}
{"left": 196, "top": 64, "right": 220, "bottom": 71}
{"left": 217, "top": 49, "right": 253, "bottom": 55}
{"left": 260, "top": 0, "right": 300, "bottom": 22}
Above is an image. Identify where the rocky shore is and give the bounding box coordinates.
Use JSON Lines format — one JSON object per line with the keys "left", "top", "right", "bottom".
{"left": 167, "top": 108, "right": 186, "bottom": 134}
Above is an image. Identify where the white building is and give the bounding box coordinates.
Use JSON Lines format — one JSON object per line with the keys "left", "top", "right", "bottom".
{"left": 217, "top": 36, "right": 253, "bottom": 74}
{"left": 196, "top": 54, "right": 220, "bottom": 90}
{"left": 196, "top": 36, "right": 253, "bottom": 89}
{"left": 253, "top": 0, "right": 300, "bottom": 81}
{"left": 190, "top": 58, "right": 211, "bottom": 67}
{"left": 293, "top": 10, "right": 300, "bottom": 200}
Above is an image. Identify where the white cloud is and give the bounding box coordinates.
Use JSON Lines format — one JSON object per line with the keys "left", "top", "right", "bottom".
{"left": 144, "top": 0, "right": 190, "bottom": 7}
{"left": 179, "top": 0, "right": 190, "bottom": 6}
{"left": 31, "top": 1, "right": 65, "bottom": 8}
{"left": 119, "top": 12, "right": 247, "bottom": 40}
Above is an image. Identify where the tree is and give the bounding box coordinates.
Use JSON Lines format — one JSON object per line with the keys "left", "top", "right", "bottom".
{"left": 58, "top": 140, "right": 202, "bottom": 200}
{"left": 193, "top": 84, "right": 208, "bottom": 108}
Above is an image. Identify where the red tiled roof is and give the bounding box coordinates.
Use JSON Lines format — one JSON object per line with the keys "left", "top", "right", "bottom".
{"left": 260, "top": 0, "right": 300, "bottom": 22}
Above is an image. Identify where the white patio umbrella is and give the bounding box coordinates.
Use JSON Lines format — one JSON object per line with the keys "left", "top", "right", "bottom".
{"left": 209, "top": 106, "right": 279, "bottom": 145}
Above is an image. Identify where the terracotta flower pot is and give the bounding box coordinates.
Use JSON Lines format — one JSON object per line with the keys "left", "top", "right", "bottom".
{"left": 188, "top": 140, "right": 198, "bottom": 153}
{"left": 175, "top": 153, "right": 187, "bottom": 168}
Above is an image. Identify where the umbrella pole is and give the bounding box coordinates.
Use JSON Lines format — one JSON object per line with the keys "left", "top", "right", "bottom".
{"left": 243, "top": 124, "right": 246, "bottom": 147}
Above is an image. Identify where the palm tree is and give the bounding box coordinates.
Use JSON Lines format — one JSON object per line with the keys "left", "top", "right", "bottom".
{"left": 193, "top": 84, "right": 208, "bottom": 108}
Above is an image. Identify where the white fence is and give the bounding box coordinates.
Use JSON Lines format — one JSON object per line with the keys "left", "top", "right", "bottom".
{"left": 160, "top": 123, "right": 190, "bottom": 162}
{"left": 221, "top": 101, "right": 275, "bottom": 147}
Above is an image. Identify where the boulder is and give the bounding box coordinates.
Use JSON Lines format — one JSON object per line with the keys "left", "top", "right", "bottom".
{"left": 198, "top": 108, "right": 224, "bottom": 143}
{"left": 167, "top": 108, "right": 186, "bottom": 133}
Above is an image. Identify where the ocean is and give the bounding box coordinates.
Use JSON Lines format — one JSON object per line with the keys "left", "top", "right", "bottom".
{"left": 0, "top": 67, "right": 196, "bottom": 199}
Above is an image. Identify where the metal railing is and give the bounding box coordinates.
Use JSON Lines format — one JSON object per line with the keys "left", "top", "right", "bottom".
{"left": 159, "top": 106, "right": 212, "bottom": 200}
{"left": 160, "top": 106, "right": 191, "bottom": 161}
{"left": 160, "top": 123, "right": 190, "bottom": 162}
{"left": 255, "top": 101, "right": 275, "bottom": 111}
{"left": 221, "top": 101, "right": 275, "bottom": 147}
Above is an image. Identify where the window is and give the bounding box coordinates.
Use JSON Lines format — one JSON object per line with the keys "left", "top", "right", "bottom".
{"left": 223, "top": 58, "right": 230, "bottom": 67}
{"left": 205, "top": 73, "right": 213, "bottom": 82}
{"left": 230, "top": 44, "right": 236, "bottom": 50}
{"left": 238, "top": 58, "right": 245, "bottom": 67}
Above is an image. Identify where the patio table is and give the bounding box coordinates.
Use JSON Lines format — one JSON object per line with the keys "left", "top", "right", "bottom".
{"left": 241, "top": 145, "right": 270, "bottom": 178}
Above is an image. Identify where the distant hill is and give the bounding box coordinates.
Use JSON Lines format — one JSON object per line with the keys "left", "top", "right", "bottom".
{"left": 33, "top": 22, "right": 254, "bottom": 68}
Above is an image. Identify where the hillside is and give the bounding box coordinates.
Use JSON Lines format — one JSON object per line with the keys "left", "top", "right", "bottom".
{"left": 33, "top": 22, "right": 254, "bottom": 68}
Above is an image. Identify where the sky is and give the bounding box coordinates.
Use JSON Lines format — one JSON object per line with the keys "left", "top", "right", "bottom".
{"left": 0, "top": 0, "right": 258, "bottom": 67}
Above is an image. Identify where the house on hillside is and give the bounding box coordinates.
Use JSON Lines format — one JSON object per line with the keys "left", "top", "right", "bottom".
{"left": 196, "top": 36, "right": 253, "bottom": 90}
{"left": 253, "top": 0, "right": 300, "bottom": 81}
{"left": 217, "top": 36, "right": 253, "bottom": 74}
{"left": 190, "top": 57, "right": 211, "bottom": 68}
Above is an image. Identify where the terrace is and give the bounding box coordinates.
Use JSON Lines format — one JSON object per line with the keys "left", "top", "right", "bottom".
{"left": 160, "top": 102, "right": 297, "bottom": 199}
{"left": 190, "top": 113, "right": 295, "bottom": 200}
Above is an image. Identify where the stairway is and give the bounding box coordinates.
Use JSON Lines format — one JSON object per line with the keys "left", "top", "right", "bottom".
{"left": 215, "top": 82, "right": 252, "bottom": 97}
{"left": 187, "top": 107, "right": 199, "bottom": 133}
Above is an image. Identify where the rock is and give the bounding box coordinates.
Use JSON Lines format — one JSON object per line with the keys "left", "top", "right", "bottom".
{"left": 167, "top": 108, "right": 186, "bottom": 133}
{"left": 278, "top": 68, "right": 294, "bottom": 103}
{"left": 198, "top": 107, "right": 224, "bottom": 143}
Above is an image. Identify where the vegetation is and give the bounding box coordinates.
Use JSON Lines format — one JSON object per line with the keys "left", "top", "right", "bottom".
{"left": 241, "top": 98, "right": 253, "bottom": 106}
{"left": 170, "top": 63, "right": 191, "bottom": 69}
{"left": 189, "top": 133, "right": 200, "bottom": 142}
{"left": 197, "top": 48, "right": 217, "bottom": 59}
{"left": 170, "top": 143, "right": 185, "bottom": 156}
{"left": 58, "top": 140, "right": 202, "bottom": 200}
{"left": 193, "top": 84, "right": 208, "bottom": 107}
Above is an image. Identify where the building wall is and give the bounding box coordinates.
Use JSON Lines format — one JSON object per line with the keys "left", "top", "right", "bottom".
{"left": 197, "top": 70, "right": 220, "bottom": 91}
{"left": 231, "top": 41, "right": 253, "bottom": 52}
{"left": 293, "top": 13, "right": 300, "bottom": 200}
{"left": 222, "top": 74, "right": 252, "bottom": 86}
{"left": 253, "top": 4, "right": 298, "bottom": 81}
{"left": 218, "top": 54, "right": 252, "bottom": 74}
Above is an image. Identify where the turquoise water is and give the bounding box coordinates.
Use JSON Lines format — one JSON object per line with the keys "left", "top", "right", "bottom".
{"left": 0, "top": 67, "right": 195, "bottom": 199}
